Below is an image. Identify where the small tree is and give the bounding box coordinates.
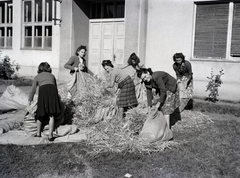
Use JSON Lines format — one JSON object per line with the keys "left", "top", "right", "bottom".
{"left": 0, "top": 56, "right": 20, "bottom": 79}
{"left": 205, "top": 68, "right": 224, "bottom": 102}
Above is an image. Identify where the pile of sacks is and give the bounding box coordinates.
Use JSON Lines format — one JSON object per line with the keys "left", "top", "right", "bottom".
{"left": 0, "top": 85, "right": 85, "bottom": 145}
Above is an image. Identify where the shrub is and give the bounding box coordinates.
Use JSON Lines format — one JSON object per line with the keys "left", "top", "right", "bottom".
{"left": 205, "top": 68, "right": 224, "bottom": 102}
{"left": 0, "top": 56, "right": 20, "bottom": 80}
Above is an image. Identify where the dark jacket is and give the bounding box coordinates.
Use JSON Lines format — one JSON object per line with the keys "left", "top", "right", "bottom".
{"left": 173, "top": 60, "right": 193, "bottom": 79}
{"left": 144, "top": 71, "right": 177, "bottom": 106}
{"left": 64, "top": 56, "right": 87, "bottom": 73}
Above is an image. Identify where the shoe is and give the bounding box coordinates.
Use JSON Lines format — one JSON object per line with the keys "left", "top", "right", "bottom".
{"left": 34, "top": 135, "right": 41, "bottom": 137}
{"left": 48, "top": 137, "right": 55, "bottom": 142}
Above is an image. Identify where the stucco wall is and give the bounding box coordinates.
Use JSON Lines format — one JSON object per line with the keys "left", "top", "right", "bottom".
{"left": 138, "top": 0, "right": 148, "bottom": 65}
{"left": 72, "top": 1, "right": 89, "bottom": 63}
{"left": 58, "top": 0, "right": 73, "bottom": 81}
{"left": 124, "top": 0, "right": 141, "bottom": 63}
{"left": 58, "top": 0, "right": 90, "bottom": 82}
{"left": 145, "top": 0, "right": 240, "bottom": 102}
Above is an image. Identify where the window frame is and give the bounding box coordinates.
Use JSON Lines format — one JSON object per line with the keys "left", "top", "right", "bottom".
{"left": 21, "top": 0, "right": 53, "bottom": 50}
{"left": 0, "top": 1, "right": 13, "bottom": 49}
{"left": 90, "top": 0, "right": 125, "bottom": 19}
{"left": 192, "top": 1, "right": 240, "bottom": 62}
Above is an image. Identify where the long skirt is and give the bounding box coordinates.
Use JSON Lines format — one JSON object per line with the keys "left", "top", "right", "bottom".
{"left": 161, "top": 89, "right": 180, "bottom": 115}
{"left": 36, "top": 84, "right": 61, "bottom": 121}
{"left": 117, "top": 76, "right": 138, "bottom": 108}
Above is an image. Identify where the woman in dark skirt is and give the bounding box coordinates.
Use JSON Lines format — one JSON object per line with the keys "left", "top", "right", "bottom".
{"left": 137, "top": 68, "right": 180, "bottom": 129}
{"left": 101, "top": 60, "right": 138, "bottom": 119}
{"left": 28, "top": 62, "right": 61, "bottom": 141}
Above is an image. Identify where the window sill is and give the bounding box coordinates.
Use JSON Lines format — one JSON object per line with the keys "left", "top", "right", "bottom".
{"left": 20, "top": 48, "right": 52, "bottom": 51}
{"left": 190, "top": 58, "right": 240, "bottom": 63}
{"left": 0, "top": 47, "right": 13, "bottom": 50}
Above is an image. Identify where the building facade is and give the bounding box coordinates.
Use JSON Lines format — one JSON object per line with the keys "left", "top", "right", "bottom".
{"left": 0, "top": 0, "right": 239, "bottom": 102}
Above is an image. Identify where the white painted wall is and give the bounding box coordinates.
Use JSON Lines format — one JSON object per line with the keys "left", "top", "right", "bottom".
{"left": 145, "top": 0, "right": 240, "bottom": 102}
{"left": 145, "top": 0, "right": 193, "bottom": 76}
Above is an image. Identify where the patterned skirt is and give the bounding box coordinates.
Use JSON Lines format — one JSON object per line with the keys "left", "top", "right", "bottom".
{"left": 36, "top": 84, "right": 61, "bottom": 121}
{"left": 178, "top": 76, "right": 193, "bottom": 111}
{"left": 117, "top": 76, "right": 138, "bottom": 108}
{"left": 161, "top": 89, "right": 180, "bottom": 115}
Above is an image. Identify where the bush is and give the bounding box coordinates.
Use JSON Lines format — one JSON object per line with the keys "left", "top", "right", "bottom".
{"left": 205, "top": 68, "right": 224, "bottom": 102}
{"left": 0, "top": 56, "right": 20, "bottom": 80}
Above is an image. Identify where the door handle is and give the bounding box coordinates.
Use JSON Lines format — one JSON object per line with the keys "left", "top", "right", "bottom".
{"left": 113, "top": 54, "right": 116, "bottom": 61}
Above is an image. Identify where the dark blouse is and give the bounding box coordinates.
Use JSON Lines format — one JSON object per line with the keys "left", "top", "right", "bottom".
{"left": 144, "top": 71, "right": 177, "bottom": 106}
{"left": 64, "top": 56, "right": 87, "bottom": 73}
{"left": 28, "top": 72, "right": 57, "bottom": 102}
{"left": 173, "top": 60, "right": 192, "bottom": 79}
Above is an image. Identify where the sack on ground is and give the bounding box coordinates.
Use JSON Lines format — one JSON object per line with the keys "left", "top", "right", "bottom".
{"left": 0, "top": 85, "right": 28, "bottom": 111}
{"left": 24, "top": 113, "right": 37, "bottom": 136}
{"left": 139, "top": 110, "right": 173, "bottom": 143}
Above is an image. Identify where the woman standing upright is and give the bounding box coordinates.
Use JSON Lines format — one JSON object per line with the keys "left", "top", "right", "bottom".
{"left": 137, "top": 68, "right": 180, "bottom": 129}
{"left": 101, "top": 60, "right": 138, "bottom": 119}
{"left": 124, "top": 53, "right": 146, "bottom": 103}
{"left": 64, "top": 45, "right": 88, "bottom": 98}
{"left": 173, "top": 53, "right": 193, "bottom": 111}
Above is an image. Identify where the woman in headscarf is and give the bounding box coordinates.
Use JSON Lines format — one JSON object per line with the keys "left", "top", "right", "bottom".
{"left": 122, "top": 53, "right": 147, "bottom": 103}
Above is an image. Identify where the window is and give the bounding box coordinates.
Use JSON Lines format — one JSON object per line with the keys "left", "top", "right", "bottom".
{"left": 22, "top": 0, "right": 52, "bottom": 49}
{"left": 231, "top": 3, "right": 240, "bottom": 56}
{"left": 0, "top": 1, "right": 13, "bottom": 48}
{"left": 193, "top": 1, "right": 240, "bottom": 60}
{"left": 90, "top": 0, "right": 125, "bottom": 19}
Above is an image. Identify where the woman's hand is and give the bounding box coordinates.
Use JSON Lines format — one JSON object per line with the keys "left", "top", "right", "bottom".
{"left": 74, "top": 67, "right": 79, "bottom": 72}
{"left": 79, "top": 64, "right": 85, "bottom": 71}
{"left": 155, "top": 102, "right": 161, "bottom": 108}
{"left": 148, "top": 106, "right": 151, "bottom": 113}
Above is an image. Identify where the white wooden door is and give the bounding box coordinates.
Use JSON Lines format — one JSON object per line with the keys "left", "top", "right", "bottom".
{"left": 89, "top": 20, "right": 125, "bottom": 76}
{"left": 88, "top": 23, "right": 102, "bottom": 75}
{"left": 113, "top": 22, "right": 125, "bottom": 68}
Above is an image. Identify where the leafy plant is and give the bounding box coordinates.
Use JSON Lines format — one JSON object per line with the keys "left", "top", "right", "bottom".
{"left": 205, "top": 68, "right": 224, "bottom": 102}
{"left": 0, "top": 55, "right": 20, "bottom": 79}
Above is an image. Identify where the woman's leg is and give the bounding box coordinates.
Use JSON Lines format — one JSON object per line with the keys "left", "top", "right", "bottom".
{"left": 36, "top": 119, "right": 42, "bottom": 137}
{"left": 49, "top": 116, "right": 55, "bottom": 139}
{"left": 164, "top": 114, "right": 170, "bottom": 129}
{"left": 119, "top": 107, "right": 124, "bottom": 119}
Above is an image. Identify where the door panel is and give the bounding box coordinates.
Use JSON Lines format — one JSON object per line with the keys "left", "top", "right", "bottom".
{"left": 114, "top": 22, "right": 125, "bottom": 68}
{"left": 102, "top": 23, "right": 114, "bottom": 62}
{"left": 89, "top": 23, "right": 101, "bottom": 75}
{"left": 89, "top": 21, "right": 125, "bottom": 76}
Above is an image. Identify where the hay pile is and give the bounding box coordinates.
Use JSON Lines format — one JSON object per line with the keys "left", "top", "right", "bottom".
{"left": 63, "top": 73, "right": 213, "bottom": 155}
{"left": 172, "top": 110, "right": 213, "bottom": 132}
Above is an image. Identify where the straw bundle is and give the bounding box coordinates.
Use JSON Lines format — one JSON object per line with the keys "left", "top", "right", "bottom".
{"left": 64, "top": 73, "right": 213, "bottom": 155}
{"left": 84, "top": 104, "right": 180, "bottom": 156}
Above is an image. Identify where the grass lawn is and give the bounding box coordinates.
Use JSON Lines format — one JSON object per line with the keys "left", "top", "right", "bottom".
{"left": 0, "top": 80, "right": 239, "bottom": 178}
{"left": 0, "top": 102, "right": 239, "bottom": 178}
